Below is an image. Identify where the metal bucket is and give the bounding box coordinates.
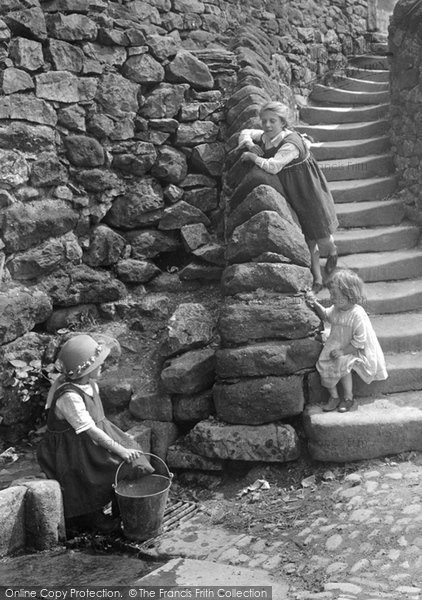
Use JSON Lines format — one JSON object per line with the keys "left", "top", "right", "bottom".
{"left": 114, "top": 453, "right": 172, "bottom": 541}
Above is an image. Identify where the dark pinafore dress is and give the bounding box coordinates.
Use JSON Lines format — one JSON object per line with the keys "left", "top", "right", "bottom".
{"left": 37, "top": 382, "right": 140, "bottom": 518}
{"left": 262, "top": 131, "right": 338, "bottom": 240}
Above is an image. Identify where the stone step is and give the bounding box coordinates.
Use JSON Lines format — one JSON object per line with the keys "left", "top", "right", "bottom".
{"left": 336, "top": 248, "right": 422, "bottom": 282}
{"left": 312, "top": 136, "right": 390, "bottom": 161}
{"left": 363, "top": 278, "right": 422, "bottom": 314}
{"left": 358, "top": 351, "right": 422, "bottom": 397}
{"left": 371, "top": 42, "right": 390, "bottom": 55}
{"left": 320, "top": 153, "right": 393, "bottom": 181}
{"left": 310, "top": 84, "right": 390, "bottom": 106}
{"left": 301, "top": 103, "right": 390, "bottom": 125}
{"left": 304, "top": 391, "right": 422, "bottom": 462}
{"left": 372, "top": 312, "right": 422, "bottom": 353}
{"left": 346, "top": 67, "right": 390, "bottom": 82}
{"left": 333, "top": 76, "right": 389, "bottom": 92}
{"left": 335, "top": 223, "right": 419, "bottom": 255}
{"left": 349, "top": 54, "right": 390, "bottom": 70}
{"left": 329, "top": 176, "right": 396, "bottom": 203}
{"left": 297, "top": 119, "right": 390, "bottom": 142}
{"left": 336, "top": 198, "right": 404, "bottom": 228}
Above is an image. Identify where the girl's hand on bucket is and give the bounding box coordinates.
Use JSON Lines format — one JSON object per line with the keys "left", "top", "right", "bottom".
{"left": 121, "top": 448, "right": 150, "bottom": 465}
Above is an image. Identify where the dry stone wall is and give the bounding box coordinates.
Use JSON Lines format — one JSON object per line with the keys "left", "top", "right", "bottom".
{"left": 0, "top": 0, "right": 371, "bottom": 455}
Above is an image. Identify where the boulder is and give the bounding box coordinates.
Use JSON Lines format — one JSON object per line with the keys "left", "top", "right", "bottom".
{"left": 129, "top": 390, "right": 173, "bottom": 422}
{"left": 139, "top": 83, "right": 188, "bottom": 119}
{"left": 127, "top": 230, "right": 180, "bottom": 259}
{"left": 64, "top": 135, "right": 105, "bottom": 167}
{"left": 161, "top": 348, "right": 215, "bottom": 394}
{"left": 167, "top": 441, "right": 223, "bottom": 471}
{"left": 75, "top": 169, "right": 121, "bottom": 193}
{"left": 0, "top": 149, "right": 29, "bottom": 187}
{"left": 96, "top": 72, "right": 139, "bottom": 118}
{"left": 112, "top": 142, "right": 157, "bottom": 176}
{"left": 183, "top": 188, "right": 218, "bottom": 213}
{"left": 190, "top": 142, "right": 225, "bottom": 177}
{"left": 181, "top": 223, "right": 210, "bottom": 251}
{"left": 172, "top": 389, "right": 214, "bottom": 422}
{"left": 1, "top": 94, "right": 58, "bottom": 127}
{"left": 40, "top": 264, "right": 126, "bottom": 307}
{"left": 214, "top": 376, "right": 304, "bottom": 425}
{"left": 0, "top": 487, "right": 26, "bottom": 558}
{"left": 163, "top": 184, "right": 184, "bottom": 204}
{"left": 84, "top": 225, "right": 126, "bottom": 267}
{"left": 58, "top": 105, "right": 86, "bottom": 133}
{"left": 158, "top": 201, "right": 210, "bottom": 230}
{"left": 122, "top": 54, "right": 165, "bottom": 84}
{"left": 0, "top": 286, "right": 52, "bottom": 345}
{"left": 4, "top": 7, "right": 47, "bottom": 41}
{"left": 44, "top": 304, "right": 99, "bottom": 333}
{"left": 216, "top": 338, "right": 322, "bottom": 379}
{"left": 48, "top": 38, "right": 84, "bottom": 72}
{"left": 193, "top": 243, "right": 225, "bottom": 266}
{"left": 30, "top": 152, "right": 68, "bottom": 187}
{"left": 1, "top": 68, "right": 34, "bottom": 95}
{"left": 185, "top": 419, "right": 300, "bottom": 463}
{"left": 83, "top": 42, "right": 126, "bottom": 68}
{"left": 219, "top": 297, "right": 320, "bottom": 345}
{"left": 146, "top": 33, "right": 181, "bottom": 60}
{"left": 151, "top": 146, "right": 188, "bottom": 184}
{"left": 222, "top": 263, "right": 312, "bottom": 294}
{"left": 161, "top": 303, "right": 215, "bottom": 358}
{"left": 8, "top": 37, "right": 43, "bottom": 71}
{"left": 46, "top": 13, "right": 97, "bottom": 41}
{"left": 35, "top": 71, "right": 80, "bottom": 103}
{"left": 7, "top": 232, "right": 82, "bottom": 281}
{"left": 22, "top": 480, "right": 65, "bottom": 551}
{"left": 2, "top": 200, "right": 79, "bottom": 253}
{"left": 105, "top": 179, "right": 164, "bottom": 230}
{"left": 116, "top": 259, "right": 161, "bottom": 283}
{"left": 166, "top": 50, "right": 214, "bottom": 90}
{"left": 175, "top": 121, "right": 219, "bottom": 146}
{"left": 227, "top": 211, "right": 310, "bottom": 267}
{"left": 0, "top": 123, "right": 55, "bottom": 153}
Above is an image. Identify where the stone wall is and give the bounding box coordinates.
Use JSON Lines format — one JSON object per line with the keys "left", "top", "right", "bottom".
{"left": 0, "top": 0, "right": 371, "bottom": 452}
{"left": 389, "top": 0, "right": 422, "bottom": 221}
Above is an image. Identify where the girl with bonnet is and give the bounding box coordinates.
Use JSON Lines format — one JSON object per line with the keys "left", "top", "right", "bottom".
{"left": 37, "top": 334, "right": 153, "bottom": 534}
{"left": 235, "top": 100, "right": 339, "bottom": 292}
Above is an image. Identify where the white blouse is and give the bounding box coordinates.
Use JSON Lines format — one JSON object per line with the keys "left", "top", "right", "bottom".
{"left": 238, "top": 128, "right": 301, "bottom": 174}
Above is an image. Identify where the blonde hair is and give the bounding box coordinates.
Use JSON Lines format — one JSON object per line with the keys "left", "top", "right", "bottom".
{"left": 327, "top": 268, "right": 365, "bottom": 305}
{"left": 259, "top": 101, "right": 292, "bottom": 128}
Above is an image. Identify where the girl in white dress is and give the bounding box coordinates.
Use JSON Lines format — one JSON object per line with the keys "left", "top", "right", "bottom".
{"left": 306, "top": 269, "right": 387, "bottom": 412}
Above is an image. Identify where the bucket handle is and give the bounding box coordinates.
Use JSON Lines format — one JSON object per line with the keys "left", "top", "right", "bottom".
{"left": 114, "top": 452, "right": 173, "bottom": 489}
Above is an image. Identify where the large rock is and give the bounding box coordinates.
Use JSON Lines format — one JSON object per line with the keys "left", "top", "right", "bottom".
{"left": 0, "top": 94, "right": 57, "bottom": 126}
{"left": 166, "top": 50, "right": 214, "bottom": 90}
{"left": 136, "top": 419, "right": 179, "bottom": 461}
{"left": 84, "top": 225, "right": 126, "bottom": 267}
{"left": 127, "top": 230, "right": 180, "bottom": 259}
{"left": 112, "top": 143, "right": 157, "bottom": 177}
{"left": 74, "top": 169, "right": 121, "bottom": 193}
{"left": 227, "top": 184, "right": 295, "bottom": 235}
{"left": 7, "top": 232, "right": 82, "bottom": 281}
{"left": 161, "top": 303, "right": 215, "bottom": 358}
{"left": 216, "top": 338, "right": 321, "bottom": 379}
{"left": 48, "top": 38, "right": 84, "bottom": 72}
{"left": 0, "top": 486, "right": 26, "bottom": 558}
{"left": 139, "top": 83, "right": 188, "bottom": 119}
{"left": 46, "top": 13, "right": 97, "bottom": 41}
{"left": 96, "top": 73, "right": 139, "bottom": 118}
{"left": 40, "top": 264, "right": 126, "bottom": 307}
{"left": 4, "top": 7, "right": 47, "bottom": 41}
{"left": 129, "top": 390, "right": 173, "bottom": 422}
{"left": 22, "top": 480, "right": 65, "bottom": 551}
{"left": 0, "top": 149, "right": 29, "bottom": 187}
{"left": 45, "top": 304, "right": 99, "bottom": 333}
{"left": 161, "top": 348, "right": 215, "bottom": 394}
{"left": 167, "top": 440, "right": 223, "bottom": 471}
{"left": 175, "top": 122, "right": 219, "bottom": 146}
{"left": 30, "top": 152, "right": 68, "bottom": 187}
{"left": 214, "top": 376, "right": 304, "bottom": 425}
{"left": 0, "top": 286, "right": 52, "bottom": 345}
{"left": 151, "top": 146, "right": 187, "bottom": 184}
{"left": 122, "top": 54, "right": 165, "bottom": 84}
{"left": 181, "top": 223, "right": 210, "bottom": 251}
{"left": 105, "top": 179, "right": 164, "bottom": 230}
{"left": 35, "top": 71, "right": 79, "bottom": 103}
{"left": 222, "top": 263, "right": 312, "bottom": 294}
{"left": 184, "top": 188, "right": 218, "bottom": 213}
{"left": 158, "top": 201, "right": 210, "bottom": 230}
{"left": 116, "top": 259, "right": 160, "bottom": 283}
{"left": 172, "top": 389, "right": 214, "bottom": 422}
{"left": 185, "top": 419, "right": 300, "bottom": 463}
{"left": 1, "top": 200, "right": 79, "bottom": 253}
{"left": 9, "top": 37, "right": 43, "bottom": 71}
{"left": 193, "top": 243, "right": 224, "bottom": 265}
{"left": 146, "top": 33, "right": 181, "bottom": 61}
{"left": 219, "top": 297, "right": 319, "bottom": 345}
{"left": 0, "top": 123, "right": 55, "bottom": 153}
{"left": 190, "top": 143, "right": 225, "bottom": 177}
{"left": 1, "top": 68, "right": 34, "bottom": 95}
{"left": 227, "top": 211, "right": 310, "bottom": 267}
{"left": 64, "top": 135, "right": 105, "bottom": 167}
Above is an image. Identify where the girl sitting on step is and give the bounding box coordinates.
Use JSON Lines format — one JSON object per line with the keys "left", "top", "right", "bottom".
{"left": 306, "top": 269, "right": 387, "bottom": 413}
{"left": 234, "top": 100, "right": 339, "bottom": 292}
{"left": 37, "top": 334, "right": 153, "bottom": 534}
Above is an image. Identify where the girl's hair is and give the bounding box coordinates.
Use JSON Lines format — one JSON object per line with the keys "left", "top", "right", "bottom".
{"left": 259, "top": 101, "right": 292, "bottom": 129}
{"left": 327, "top": 268, "right": 365, "bottom": 305}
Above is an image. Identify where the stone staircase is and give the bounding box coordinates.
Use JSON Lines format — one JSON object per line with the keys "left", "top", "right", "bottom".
{"left": 298, "top": 42, "right": 422, "bottom": 462}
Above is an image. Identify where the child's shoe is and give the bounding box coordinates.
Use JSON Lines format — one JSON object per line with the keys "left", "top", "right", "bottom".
{"left": 323, "top": 396, "right": 340, "bottom": 412}
{"left": 337, "top": 397, "right": 357, "bottom": 413}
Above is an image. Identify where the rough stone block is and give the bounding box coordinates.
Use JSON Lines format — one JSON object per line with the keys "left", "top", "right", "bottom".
{"left": 0, "top": 286, "right": 52, "bottom": 345}
{"left": 222, "top": 263, "right": 312, "bottom": 294}
{"left": 214, "top": 375, "right": 304, "bottom": 425}
{"left": 167, "top": 441, "right": 223, "bottom": 471}
{"left": 161, "top": 303, "right": 215, "bottom": 358}
{"left": 185, "top": 419, "right": 300, "bottom": 463}
{"left": 158, "top": 201, "right": 210, "bottom": 230}
{"left": 21, "top": 480, "right": 65, "bottom": 550}
{"left": 99, "top": 378, "right": 132, "bottom": 412}
{"left": 161, "top": 349, "right": 215, "bottom": 394}
{"left": 129, "top": 390, "right": 173, "bottom": 422}
{"left": 0, "top": 486, "right": 26, "bottom": 557}
{"left": 138, "top": 420, "right": 179, "bottom": 461}
{"left": 166, "top": 50, "right": 213, "bottom": 90}
{"left": 172, "top": 389, "right": 214, "bottom": 422}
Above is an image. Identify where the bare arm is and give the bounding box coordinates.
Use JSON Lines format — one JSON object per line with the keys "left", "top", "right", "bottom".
{"left": 86, "top": 424, "right": 154, "bottom": 472}
{"left": 305, "top": 293, "right": 327, "bottom": 321}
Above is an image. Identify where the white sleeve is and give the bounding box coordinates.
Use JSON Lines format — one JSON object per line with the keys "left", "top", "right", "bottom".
{"left": 238, "top": 129, "right": 264, "bottom": 147}
{"left": 255, "top": 142, "right": 300, "bottom": 174}
{"left": 55, "top": 391, "right": 96, "bottom": 434}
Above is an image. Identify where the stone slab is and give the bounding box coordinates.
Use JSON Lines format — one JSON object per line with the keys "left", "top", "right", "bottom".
{"left": 0, "top": 486, "right": 26, "bottom": 557}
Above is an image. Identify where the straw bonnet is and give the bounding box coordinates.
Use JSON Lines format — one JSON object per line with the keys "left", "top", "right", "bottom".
{"left": 57, "top": 334, "right": 110, "bottom": 380}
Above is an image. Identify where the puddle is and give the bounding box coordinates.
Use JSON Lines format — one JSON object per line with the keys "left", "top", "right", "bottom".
{"left": 0, "top": 548, "right": 162, "bottom": 585}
